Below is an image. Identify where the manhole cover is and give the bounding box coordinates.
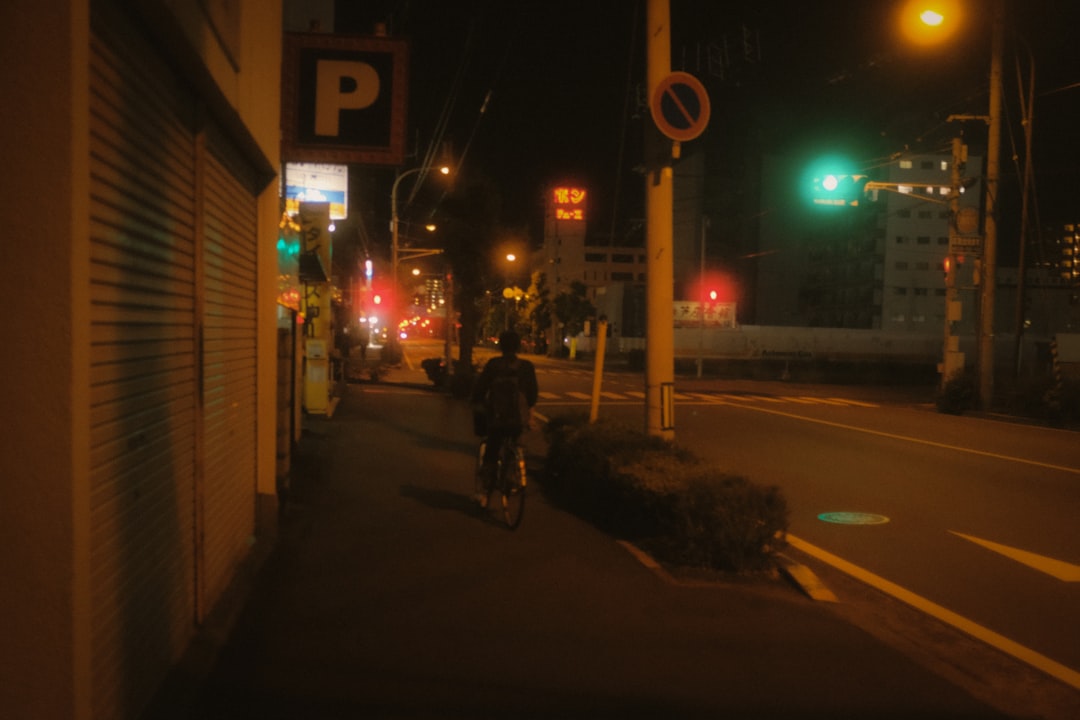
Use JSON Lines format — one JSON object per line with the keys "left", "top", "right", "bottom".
{"left": 818, "top": 511, "right": 890, "bottom": 525}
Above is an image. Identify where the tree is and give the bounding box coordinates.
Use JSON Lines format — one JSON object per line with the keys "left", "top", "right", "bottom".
{"left": 439, "top": 174, "right": 501, "bottom": 383}
{"left": 552, "top": 280, "right": 596, "bottom": 354}
{"left": 524, "top": 270, "right": 551, "bottom": 353}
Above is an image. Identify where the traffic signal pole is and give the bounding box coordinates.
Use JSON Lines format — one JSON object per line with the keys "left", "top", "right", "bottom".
{"left": 645, "top": 0, "right": 675, "bottom": 440}
{"left": 941, "top": 136, "right": 965, "bottom": 387}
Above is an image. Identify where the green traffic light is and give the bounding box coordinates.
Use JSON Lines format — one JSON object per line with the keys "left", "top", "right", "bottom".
{"left": 803, "top": 155, "right": 869, "bottom": 208}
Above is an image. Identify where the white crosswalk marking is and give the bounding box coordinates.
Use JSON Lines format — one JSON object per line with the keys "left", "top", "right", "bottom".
{"left": 829, "top": 397, "right": 879, "bottom": 408}
{"left": 535, "top": 389, "right": 878, "bottom": 408}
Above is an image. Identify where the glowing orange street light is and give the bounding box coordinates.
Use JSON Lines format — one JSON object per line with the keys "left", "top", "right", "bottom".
{"left": 898, "top": 0, "right": 962, "bottom": 46}
{"left": 898, "top": 0, "right": 1003, "bottom": 409}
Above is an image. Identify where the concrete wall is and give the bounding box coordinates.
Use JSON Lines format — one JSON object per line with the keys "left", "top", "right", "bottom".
{"left": 0, "top": 2, "right": 92, "bottom": 716}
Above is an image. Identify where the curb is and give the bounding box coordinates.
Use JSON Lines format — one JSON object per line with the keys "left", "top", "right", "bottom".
{"left": 775, "top": 552, "right": 839, "bottom": 602}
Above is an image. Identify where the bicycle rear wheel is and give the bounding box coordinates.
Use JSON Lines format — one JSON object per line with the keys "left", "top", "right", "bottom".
{"left": 498, "top": 442, "right": 525, "bottom": 529}
{"left": 474, "top": 441, "right": 489, "bottom": 507}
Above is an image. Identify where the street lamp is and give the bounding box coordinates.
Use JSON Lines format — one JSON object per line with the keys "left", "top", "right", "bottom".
{"left": 391, "top": 164, "right": 450, "bottom": 309}
{"left": 503, "top": 253, "right": 518, "bottom": 330}
{"left": 910, "top": 0, "right": 1003, "bottom": 410}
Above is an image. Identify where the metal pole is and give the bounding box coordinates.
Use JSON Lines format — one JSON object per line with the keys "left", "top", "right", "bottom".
{"left": 645, "top": 0, "right": 675, "bottom": 440}
{"left": 697, "top": 216, "right": 705, "bottom": 379}
{"left": 1012, "top": 39, "right": 1035, "bottom": 379}
{"left": 977, "top": 0, "right": 1004, "bottom": 411}
{"left": 390, "top": 167, "right": 423, "bottom": 308}
{"left": 444, "top": 270, "right": 454, "bottom": 381}
{"left": 589, "top": 318, "right": 609, "bottom": 423}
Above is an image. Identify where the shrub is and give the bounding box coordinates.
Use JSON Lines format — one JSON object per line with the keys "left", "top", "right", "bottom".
{"left": 542, "top": 415, "right": 788, "bottom": 573}
{"left": 664, "top": 471, "right": 788, "bottom": 572}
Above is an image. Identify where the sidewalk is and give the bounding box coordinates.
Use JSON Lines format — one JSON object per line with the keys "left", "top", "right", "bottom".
{"left": 149, "top": 359, "right": 1011, "bottom": 719}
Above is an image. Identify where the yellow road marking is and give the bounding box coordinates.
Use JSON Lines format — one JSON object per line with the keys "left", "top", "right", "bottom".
{"left": 723, "top": 403, "right": 1080, "bottom": 475}
{"left": 950, "top": 532, "right": 1080, "bottom": 582}
{"left": 787, "top": 534, "right": 1080, "bottom": 691}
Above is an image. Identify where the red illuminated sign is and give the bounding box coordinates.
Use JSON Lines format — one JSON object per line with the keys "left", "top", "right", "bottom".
{"left": 552, "top": 187, "right": 586, "bottom": 221}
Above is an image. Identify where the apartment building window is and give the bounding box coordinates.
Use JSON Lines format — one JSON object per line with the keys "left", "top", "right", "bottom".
{"left": 921, "top": 161, "right": 933, "bottom": 169}
{"left": 894, "top": 287, "right": 908, "bottom": 295}
{"left": 914, "top": 287, "right": 928, "bottom": 296}
{"left": 895, "top": 235, "right": 906, "bottom": 244}
{"left": 915, "top": 261, "right": 929, "bottom": 271}
{"left": 585, "top": 252, "right": 606, "bottom": 262}
{"left": 916, "top": 236, "right": 930, "bottom": 245}
{"left": 900, "top": 160, "right": 913, "bottom": 169}
{"left": 937, "top": 236, "right": 948, "bottom": 245}
{"left": 895, "top": 261, "right": 909, "bottom": 270}
{"left": 918, "top": 210, "right": 933, "bottom": 219}
{"left": 612, "top": 253, "right": 634, "bottom": 263}
{"left": 935, "top": 288, "right": 946, "bottom": 297}
{"left": 611, "top": 271, "right": 633, "bottom": 281}
{"left": 898, "top": 208, "right": 912, "bottom": 217}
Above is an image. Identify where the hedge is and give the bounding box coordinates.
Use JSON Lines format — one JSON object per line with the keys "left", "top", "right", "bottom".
{"left": 541, "top": 414, "right": 788, "bottom": 573}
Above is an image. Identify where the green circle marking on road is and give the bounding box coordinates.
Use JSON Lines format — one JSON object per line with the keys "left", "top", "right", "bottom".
{"left": 817, "top": 512, "right": 890, "bottom": 525}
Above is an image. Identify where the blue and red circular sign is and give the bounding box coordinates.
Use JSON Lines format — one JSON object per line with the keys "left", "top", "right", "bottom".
{"left": 650, "top": 71, "right": 711, "bottom": 142}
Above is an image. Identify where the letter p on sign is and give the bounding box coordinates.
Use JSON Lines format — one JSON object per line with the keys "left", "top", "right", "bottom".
{"left": 315, "top": 60, "right": 380, "bottom": 137}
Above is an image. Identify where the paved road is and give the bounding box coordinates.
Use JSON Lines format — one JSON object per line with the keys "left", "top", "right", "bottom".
{"left": 527, "top": 356, "right": 1080, "bottom": 717}
{"left": 168, "top": 360, "right": 1018, "bottom": 719}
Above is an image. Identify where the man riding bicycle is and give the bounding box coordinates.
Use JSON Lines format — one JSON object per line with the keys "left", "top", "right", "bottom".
{"left": 471, "top": 330, "right": 539, "bottom": 507}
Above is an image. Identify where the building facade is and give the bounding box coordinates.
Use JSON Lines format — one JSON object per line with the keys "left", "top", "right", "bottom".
{"left": 878, "top": 154, "right": 982, "bottom": 334}
{"left": 1, "top": 2, "right": 283, "bottom": 718}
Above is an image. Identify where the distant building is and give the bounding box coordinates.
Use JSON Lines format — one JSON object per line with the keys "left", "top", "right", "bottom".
{"left": 540, "top": 184, "right": 648, "bottom": 337}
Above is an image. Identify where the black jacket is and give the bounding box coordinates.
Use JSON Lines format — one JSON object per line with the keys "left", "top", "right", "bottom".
{"left": 471, "top": 354, "right": 539, "bottom": 409}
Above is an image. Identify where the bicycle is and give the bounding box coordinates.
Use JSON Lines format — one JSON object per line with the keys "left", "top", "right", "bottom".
{"left": 475, "top": 436, "right": 527, "bottom": 529}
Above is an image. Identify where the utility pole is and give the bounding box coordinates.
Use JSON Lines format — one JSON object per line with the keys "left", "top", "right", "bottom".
{"left": 645, "top": 0, "right": 675, "bottom": 439}
{"left": 941, "top": 136, "right": 965, "bottom": 387}
{"left": 977, "top": 0, "right": 1004, "bottom": 411}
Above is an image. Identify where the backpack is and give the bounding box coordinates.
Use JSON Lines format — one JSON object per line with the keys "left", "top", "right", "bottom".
{"left": 486, "top": 360, "right": 529, "bottom": 432}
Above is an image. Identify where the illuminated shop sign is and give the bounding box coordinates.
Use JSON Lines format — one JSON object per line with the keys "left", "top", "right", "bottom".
{"left": 284, "top": 163, "right": 348, "bottom": 219}
{"left": 553, "top": 186, "right": 586, "bottom": 221}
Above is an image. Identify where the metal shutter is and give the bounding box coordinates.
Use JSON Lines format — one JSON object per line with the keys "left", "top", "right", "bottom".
{"left": 198, "top": 122, "right": 259, "bottom": 612}
{"left": 88, "top": 9, "right": 198, "bottom": 718}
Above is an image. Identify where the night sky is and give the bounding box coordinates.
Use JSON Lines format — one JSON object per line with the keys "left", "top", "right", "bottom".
{"left": 334, "top": 0, "right": 1080, "bottom": 255}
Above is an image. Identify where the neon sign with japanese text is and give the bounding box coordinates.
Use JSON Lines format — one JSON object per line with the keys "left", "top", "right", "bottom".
{"left": 552, "top": 186, "right": 586, "bottom": 221}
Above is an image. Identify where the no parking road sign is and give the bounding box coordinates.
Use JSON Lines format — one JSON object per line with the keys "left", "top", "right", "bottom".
{"left": 650, "top": 71, "right": 711, "bottom": 142}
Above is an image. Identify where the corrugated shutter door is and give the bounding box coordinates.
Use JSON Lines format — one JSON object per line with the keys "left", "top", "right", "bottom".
{"left": 88, "top": 12, "right": 198, "bottom": 719}
{"left": 200, "top": 123, "right": 259, "bottom": 610}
